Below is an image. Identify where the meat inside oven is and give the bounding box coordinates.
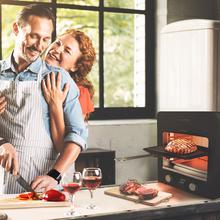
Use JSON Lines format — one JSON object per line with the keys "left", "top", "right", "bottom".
{"left": 162, "top": 132, "right": 208, "bottom": 181}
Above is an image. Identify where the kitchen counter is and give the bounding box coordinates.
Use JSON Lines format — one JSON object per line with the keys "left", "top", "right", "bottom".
{"left": 3, "top": 182, "right": 220, "bottom": 220}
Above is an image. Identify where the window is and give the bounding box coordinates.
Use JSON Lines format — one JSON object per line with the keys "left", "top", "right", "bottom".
{"left": 0, "top": 0, "right": 155, "bottom": 119}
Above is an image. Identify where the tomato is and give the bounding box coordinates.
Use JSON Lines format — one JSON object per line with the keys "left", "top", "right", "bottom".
{"left": 42, "top": 189, "right": 66, "bottom": 202}
{"left": 17, "top": 192, "right": 35, "bottom": 200}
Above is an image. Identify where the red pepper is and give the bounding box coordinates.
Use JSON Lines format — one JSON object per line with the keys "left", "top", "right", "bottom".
{"left": 17, "top": 192, "right": 35, "bottom": 200}
{"left": 42, "top": 189, "right": 66, "bottom": 202}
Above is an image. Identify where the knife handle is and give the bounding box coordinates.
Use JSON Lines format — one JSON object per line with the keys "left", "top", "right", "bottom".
{"left": 0, "top": 158, "right": 14, "bottom": 175}
{"left": 9, "top": 160, "right": 18, "bottom": 175}
{"left": 10, "top": 165, "right": 13, "bottom": 175}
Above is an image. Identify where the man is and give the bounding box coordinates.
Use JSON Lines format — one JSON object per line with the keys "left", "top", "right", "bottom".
{"left": 0, "top": 4, "right": 87, "bottom": 194}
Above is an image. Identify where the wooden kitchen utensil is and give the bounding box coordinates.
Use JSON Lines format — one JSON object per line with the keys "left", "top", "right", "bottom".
{"left": 104, "top": 186, "right": 172, "bottom": 206}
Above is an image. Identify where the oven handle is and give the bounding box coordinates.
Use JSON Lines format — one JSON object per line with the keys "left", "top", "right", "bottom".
{"left": 115, "top": 154, "right": 153, "bottom": 162}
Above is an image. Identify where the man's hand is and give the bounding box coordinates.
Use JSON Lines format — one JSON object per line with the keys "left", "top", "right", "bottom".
{"left": 31, "top": 175, "right": 58, "bottom": 192}
{"left": 0, "top": 143, "right": 19, "bottom": 175}
{"left": 0, "top": 96, "right": 7, "bottom": 114}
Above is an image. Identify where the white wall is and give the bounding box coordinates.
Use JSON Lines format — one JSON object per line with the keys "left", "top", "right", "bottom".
{"left": 88, "top": 120, "right": 157, "bottom": 184}
{"left": 156, "top": 0, "right": 218, "bottom": 110}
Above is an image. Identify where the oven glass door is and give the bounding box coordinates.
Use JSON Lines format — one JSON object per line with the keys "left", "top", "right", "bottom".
{"left": 162, "top": 132, "right": 208, "bottom": 181}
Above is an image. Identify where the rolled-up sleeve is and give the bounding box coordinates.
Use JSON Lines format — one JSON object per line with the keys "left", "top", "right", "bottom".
{"left": 60, "top": 70, "right": 88, "bottom": 151}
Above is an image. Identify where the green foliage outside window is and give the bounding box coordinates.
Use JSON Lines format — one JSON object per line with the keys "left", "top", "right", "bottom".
{"left": 1, "top": 1, "right": 145, "bottom": 109}
{"left": 104, "top": 0, "right": 134, "bottom": 8}
{"left": 104, "top": 13, "right": 134, "bottom": 107}
{"left": 57, "top": 0, "right": 99, "bottom": 6}
{"left": 2, "top": 5, "right": 22, "bottom": 59}
{"left": 57, "top": 9, "right": 99, "bottom": 107}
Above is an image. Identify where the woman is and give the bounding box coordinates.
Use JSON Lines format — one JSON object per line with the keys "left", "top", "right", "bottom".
{"left": 43, "top": 29, "right": 96, "bottom": 152}
{"left": 44, "top": 28, "right": 95, "bottom": 120}
{"left": 0, "top": 29, "right": 96, "bottom": 153}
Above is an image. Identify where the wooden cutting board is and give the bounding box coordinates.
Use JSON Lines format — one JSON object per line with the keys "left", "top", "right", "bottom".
{"left": 104, "top": 186, "right": 172, "bottom": 206}
{"left": 0, "top": 195, "right": 69, "bottom": 209}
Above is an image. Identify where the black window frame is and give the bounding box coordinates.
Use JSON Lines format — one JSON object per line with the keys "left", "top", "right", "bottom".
{"left": 0, "top": 0, "right": 156, "bottom": 120}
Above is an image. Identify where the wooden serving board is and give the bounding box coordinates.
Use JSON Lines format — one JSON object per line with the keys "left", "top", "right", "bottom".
{"left": 104, "top": 186, "right": 172, "bottom": 206}
{"left": 0, "top": 195, "right": 69, "bottom": 209}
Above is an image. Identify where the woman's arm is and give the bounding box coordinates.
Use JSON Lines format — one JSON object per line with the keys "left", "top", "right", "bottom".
{"left": 42, "top": 72, "right": 69, "bottom": 153}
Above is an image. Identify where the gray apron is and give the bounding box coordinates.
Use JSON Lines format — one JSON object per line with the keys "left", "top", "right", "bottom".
{"left": 0, "top": 63, "right": 58, "bottom": 194}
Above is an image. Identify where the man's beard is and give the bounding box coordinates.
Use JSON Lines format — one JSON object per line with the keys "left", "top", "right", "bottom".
{"left": 24, "top": 53, "right": 39, "bottom": 63}
{"left": 23, "top": 46, "right": 41, "bottom": 63}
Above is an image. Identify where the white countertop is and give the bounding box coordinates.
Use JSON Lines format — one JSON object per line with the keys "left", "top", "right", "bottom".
{"left": 2, "top": 183, "right": 219, "bottom": 220}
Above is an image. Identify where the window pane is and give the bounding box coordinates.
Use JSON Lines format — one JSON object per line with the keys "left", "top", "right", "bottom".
{"left": 57, "top": 0, "right": 99, "bottom": 6}
{"left": 2, "top": 5, "right": 23, "bottom": 59}
{"left": 104, "top": 13, "right": 145, "bottom": 107}
{"left": 104, "top": 0, "right": 145, "bottom": 10}
{"left": 57, "top": 9, "right": 99, "bottom": 107}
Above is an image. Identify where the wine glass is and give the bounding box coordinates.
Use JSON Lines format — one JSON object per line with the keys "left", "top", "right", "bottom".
{"left": 61, "top": 171, "right": 82, "bottom": 216}
{"left": 82, "top": 167, "right": 102, "bottom": 209}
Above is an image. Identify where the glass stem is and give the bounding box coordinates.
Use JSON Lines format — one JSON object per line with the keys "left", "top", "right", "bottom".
{"left": 70, "top": 194, "right": 75, "bottom": 212}
{"left": 90, "top": 190, "right": 94, "bottom": 200}
{"left": 88, "top": 189, "right": 96, "bottom": 209}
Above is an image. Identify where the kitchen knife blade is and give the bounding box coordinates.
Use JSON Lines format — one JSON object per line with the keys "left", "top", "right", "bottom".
{"left": 15, "top": 174, "right": 34, "bottom": 192}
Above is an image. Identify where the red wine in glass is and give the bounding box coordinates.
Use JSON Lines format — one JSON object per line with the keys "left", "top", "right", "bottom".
{"left": 82, "top": 168, "right": 102, "bottom": 209}
{"left": 83, "top": 177, "right": 101, "bottom": 190}
{"left": 61, "top": 171, "right": 82, "bottom": 216}
{"left": 62, "top": 183, "right": 81, "bottom": 195}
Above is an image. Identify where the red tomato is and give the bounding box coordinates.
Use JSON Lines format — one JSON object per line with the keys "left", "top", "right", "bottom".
{"left": 17, "top": 192, "right": 34, "bottom": 200}
{"left": 42, "top": 189, "right": 66, "bottom": 202}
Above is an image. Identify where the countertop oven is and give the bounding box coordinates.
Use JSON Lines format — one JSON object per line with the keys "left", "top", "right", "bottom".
{"left": 144, "top": 112, "right": 220, "bottom": 199}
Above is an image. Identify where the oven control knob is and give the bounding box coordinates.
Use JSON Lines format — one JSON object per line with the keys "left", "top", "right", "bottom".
{"left": 189, "top": 183, "right": 197, "bottom": 192}
{"left": 165, "top": 174, "right": 172, "bottom": 183}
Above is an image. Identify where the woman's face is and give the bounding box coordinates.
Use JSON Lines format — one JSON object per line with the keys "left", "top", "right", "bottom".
{"left": 44, "top": 33, "right": 81, "bottom": 72}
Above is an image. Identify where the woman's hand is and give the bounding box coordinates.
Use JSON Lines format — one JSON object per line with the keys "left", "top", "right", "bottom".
{"left": 0, "top": 96, "right": 7, "bottom": 114}
{"left": 42, "top": 72, "right": 70, "bottom": 108}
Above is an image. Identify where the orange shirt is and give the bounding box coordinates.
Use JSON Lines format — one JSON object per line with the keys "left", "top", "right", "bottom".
{"left": 78, "top": 85, "right": 94, "bottom": 115}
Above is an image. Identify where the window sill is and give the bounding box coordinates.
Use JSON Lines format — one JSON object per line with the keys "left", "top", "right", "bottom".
{"left": 88, "top": 119, "right": 157, "bottom": 126}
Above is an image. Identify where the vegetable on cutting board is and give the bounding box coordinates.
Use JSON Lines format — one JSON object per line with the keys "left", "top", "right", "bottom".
{"left": 17, "top": 189, "right": 66, "bottom": 202}
{"left": 42, "top": 189, "right": 66, "bottom": 201}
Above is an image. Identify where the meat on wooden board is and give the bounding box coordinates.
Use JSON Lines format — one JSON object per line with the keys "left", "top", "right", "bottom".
{"left": 119, "top": 180, "right": 158, "bottom": 200}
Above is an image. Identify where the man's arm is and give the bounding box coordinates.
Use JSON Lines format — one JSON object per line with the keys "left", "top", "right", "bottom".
{"left": 0, "top": 96, "right": 19, "bottom": 175}
{"left": 31, "top": 142, "right": 81, "bottom": 191}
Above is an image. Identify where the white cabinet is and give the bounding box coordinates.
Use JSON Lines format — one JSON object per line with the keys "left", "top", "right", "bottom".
{"left": 159, "top": 19, "right": 220, "bottom": 111}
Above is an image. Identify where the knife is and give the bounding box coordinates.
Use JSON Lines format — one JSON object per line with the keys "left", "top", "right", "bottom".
{"left": 15, "top": 173, "right": 35, "bottom": 193}
{"left": 10, "top": 162, "right": 35, "bottom": 193}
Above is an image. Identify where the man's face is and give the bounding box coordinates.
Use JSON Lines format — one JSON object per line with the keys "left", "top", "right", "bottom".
{"left": 13, "top": 15, "right": 53, "bottom": 63}
{"left": 44, "top": 33, "right": 82, "bottom": 72}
